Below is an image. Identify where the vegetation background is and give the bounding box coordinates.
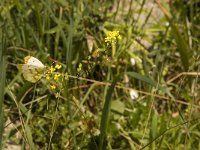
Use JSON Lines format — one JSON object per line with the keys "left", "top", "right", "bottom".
{"left": 0, "top": 0, "right": 200, "bottom": 149}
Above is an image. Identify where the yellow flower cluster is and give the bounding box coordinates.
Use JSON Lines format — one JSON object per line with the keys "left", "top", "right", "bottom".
{"left": 105, "top": 31, "right": 121, "bottom": 44}
{"left": 45, "top": 64, "right": 62, "bottom": 91}
{"left": 46, "top": 64, "right": 62, "bottom": 80}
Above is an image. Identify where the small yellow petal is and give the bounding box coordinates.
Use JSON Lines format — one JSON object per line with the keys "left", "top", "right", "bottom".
{"left": 50, "top": 85, "right": 56, "bottom": 89}
{"left": 55, "top": 64, "right": 62, "bottom": 70}
{"left": 48, "top": 66, "right": 55, "bottom": 74}
{"left": 46, "top": 75, "right": 50, "bottom": 80}
{"left": 54, "top": 73, "right": 61, "bottom": 80}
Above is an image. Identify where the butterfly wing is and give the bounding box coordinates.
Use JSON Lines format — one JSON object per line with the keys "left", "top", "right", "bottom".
{"left": 17, "top": 64, "right": 23, "bottom": 71}
{"left": 25, "top": 56, "right": 44, "bottom": 67}
{"left": 17, "top": 64, "right": 45, "bottom": 83}
{"left": 23, "top": 69, "right": 43, "bottom": 83}
{"left": 17, "top": 56, "right": 46, "bottom": 83}
{"left": 24, "top": 65, "right": 45, "bottom": 83}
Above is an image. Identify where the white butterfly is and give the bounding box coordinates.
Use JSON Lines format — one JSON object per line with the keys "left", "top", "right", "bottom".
{"left": 17, "top": 56, "right": 46, "bottom": 83}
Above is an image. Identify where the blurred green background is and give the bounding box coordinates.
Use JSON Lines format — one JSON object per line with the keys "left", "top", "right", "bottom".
{"left": 1, "top": 0, "right": 200, "bottom": 149}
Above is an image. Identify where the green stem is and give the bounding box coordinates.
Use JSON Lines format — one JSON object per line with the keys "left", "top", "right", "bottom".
{"left": 112, "top": 43, "right": 116, "bottom": 59}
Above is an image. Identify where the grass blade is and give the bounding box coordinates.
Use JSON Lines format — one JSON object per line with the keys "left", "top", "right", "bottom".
{"left": 126, "top": 72, "right": 168, "bottom": 93}
{"left": 149, "top": 111, "right": 158, "bottom": 150}
{"left": 0, "top": 56, "right": 6, "bottom": 150}
{"left": 171, "top": 24, "right": 190, "bottom": 71}
{"left": 99, "top": 77, "right": 118, "bottom": 150}
{"left": 156, "top": 0, "right": 190, "bottom": 70}
{"left": 24, "top": 124, "right": 35, "bottom": 149}
{"left": 0, "top": 25, "right": 6, "bottom": 149}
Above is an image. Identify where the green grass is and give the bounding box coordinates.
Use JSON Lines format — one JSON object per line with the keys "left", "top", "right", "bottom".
{"left": 0, "top": 25, "right": 6, "bottom": 150}
{"left": 1, "top": 0, "right": 200, "bottom": 149}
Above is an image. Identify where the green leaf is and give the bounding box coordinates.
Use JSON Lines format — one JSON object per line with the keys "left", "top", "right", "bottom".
{"left": 150, "top": 111, "right": 158, "bottom": 149}
{"left": 24, "top": 124, "right": 35, "bottom": 149}
{"left": 111, "top": 100, "right": 125, "bottom": 114}
{"left": 99, "top": 77, "right": 119, "bottom": 150}
{"left": 171, "top": 24, "right": 190, "bottom": 71}
{"left": 126, "top": 72, "right": 168, "bottom": 93}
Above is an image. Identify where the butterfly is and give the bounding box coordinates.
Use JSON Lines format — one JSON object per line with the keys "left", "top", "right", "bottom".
{"left": 17, "top": 56, "right": 46, "bottom": 83}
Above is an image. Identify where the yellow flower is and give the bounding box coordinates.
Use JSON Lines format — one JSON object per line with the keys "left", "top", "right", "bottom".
{"left": 50, "top": 84, "right": 56, "bottom": 90}
{"left": 46, "top": 75, "right": 50, "bottom": 80}
{"left": 105, "top": 31, "right": 121, "bottom": 44}
{"left": 55, "top": 64, "right": 62, "bottom": 70}
{"left": 48, "top": 66, "right": 55, "bottom": 74}
{"left": 54, "top": 73, "right": 61, "bottom": 80}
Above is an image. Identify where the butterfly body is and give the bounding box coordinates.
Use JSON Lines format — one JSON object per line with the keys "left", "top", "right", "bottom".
{"left": 17, "top": 56, "right": 46, "bottom": 83}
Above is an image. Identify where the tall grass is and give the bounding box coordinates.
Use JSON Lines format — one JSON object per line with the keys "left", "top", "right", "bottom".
{"left": 1, "top": 0, "right": 200, "bottom": 149}
{"left": 0, "top": 17, "right": 8, "bottom": 149}
{"left": 99, "top": 77, "right": 118, "bottom": 150}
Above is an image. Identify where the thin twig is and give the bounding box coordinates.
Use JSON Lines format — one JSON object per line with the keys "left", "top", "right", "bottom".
{"left": 167, "top": 72, "right": 200, "bottom": 83}
{"left": 68, "top": 75, "right": 200, "bottom": 108}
